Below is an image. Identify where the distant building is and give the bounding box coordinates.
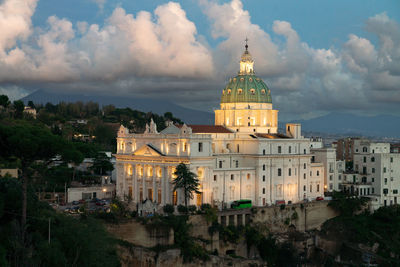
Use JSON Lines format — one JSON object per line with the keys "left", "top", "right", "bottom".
{"left": 67, "top": 184, "right": 115, "bottom": 202}
{"left": 337, "top": 139, "right": 400, "bottom": 210}
{"left": 0, "top": 169, "right": 18, "bottom": 178}
{"left": 115, "top": 44, "right": 337, "bottom": 209}
{"left": 336, "top": 137, "right": 360, "bottom": 162}
{"left": 23, "top": 106, "right": 36, "bottom": 118}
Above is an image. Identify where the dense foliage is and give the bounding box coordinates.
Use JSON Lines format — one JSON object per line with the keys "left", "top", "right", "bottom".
{"left": 0, "top": 178, "right": 120, "bottom": 266}
{"left": 328, "top": 191, "right": 368, "bottom": 216}
{"left": 322, "top": 205, "right": 400, "bottom": 265}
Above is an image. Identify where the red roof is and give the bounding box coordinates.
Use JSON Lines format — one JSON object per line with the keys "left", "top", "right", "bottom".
{"left": 177, "top": 124, "right": 233, "bottom": 134}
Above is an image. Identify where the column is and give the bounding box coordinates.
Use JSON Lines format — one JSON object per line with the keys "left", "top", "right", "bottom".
{"left": 161, "top": 166, "right": 166, "bottom": 205}
{"left": 133, "top": 164, "right": 138, "bottom": 203}
{"left": 152, "top": 165, "right": 156, "bottom": 202}
{"left": 121, "top": 163, "right": 126, "bottom": 198}
{"left": 142, "top": 165, "right": 147, "bottom": 200}
{"left": 166, "top": 166, "right": 170, "bottom": 204}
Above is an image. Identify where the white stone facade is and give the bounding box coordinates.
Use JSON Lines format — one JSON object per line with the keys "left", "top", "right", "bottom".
{"left": 115, "top": 123, "right": 328, "bottom": 208}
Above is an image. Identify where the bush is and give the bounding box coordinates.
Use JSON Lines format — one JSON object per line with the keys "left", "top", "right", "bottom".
{"left": 178, "top": 204, "right": 188, "bottom": 213}
{"left": 280, "top": 204, "right": 286, "bottom": 210}
{"left": 188, "top": 205, "right": 197, "bottom": 213}
{"left": 163, "top": 204, "right": 174, "bottom": 214}
{"left": 284, "top": 218, "right": 290, "bottom": 225}
{"left": 291, "top": 211, "right": 298, "bottom": 220}
{"left": 201, "top": 203, "right": 211, "bottom": 211}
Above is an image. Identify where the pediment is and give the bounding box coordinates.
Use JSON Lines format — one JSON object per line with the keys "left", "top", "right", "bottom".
{"left": 133, "top": 144, "right": 164, "bottom": 156}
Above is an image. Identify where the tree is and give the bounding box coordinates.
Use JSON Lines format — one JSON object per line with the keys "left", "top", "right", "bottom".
{"left": 172, "top": 163, "right": 201, "bottom": 210}
{"left": 0, "top": 122, "right": 83, "bottom": 246}
{"left": 13, "top": 100, "right": 24, "bottom": 118}
{"left": 90, "top": 152, "right": 114, "bottom": 175}
{"left": 0, "top": 95, "right": 10, "bottom": 108}
{"left": 27, "top": 100, "right": 35, "bottom": 109}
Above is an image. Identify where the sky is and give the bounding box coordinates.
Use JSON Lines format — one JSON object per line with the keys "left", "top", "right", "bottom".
{"left": 0, "top": 0, "right": 399, "bottom": 120}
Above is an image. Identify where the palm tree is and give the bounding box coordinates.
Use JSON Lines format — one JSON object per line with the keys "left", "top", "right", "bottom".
{"left": 172, "top": 163, "right": 201, "bottom": 210}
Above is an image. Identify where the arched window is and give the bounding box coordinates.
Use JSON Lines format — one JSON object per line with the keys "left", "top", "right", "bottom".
{"left": 363, "top": 147, "right": 368, "bottom": 152}
{"left": 227, "top": 89, "right": 231, "bottom": 95}
{"left": 261, "top": 89, "right": 266, "bottom": 94}
{"left": 247, "top": 173, "right": 251, "bottom": 180}
{"left": 303, "top": 185, "right": 306, "bottom": 191}
{"left": 250, "top": 88, "right": 255, "bottom": 95}
{"left": 238, "top": 88, "right": 243, "bottom": 95}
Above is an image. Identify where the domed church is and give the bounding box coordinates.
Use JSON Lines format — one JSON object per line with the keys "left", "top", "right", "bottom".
{"left": 115, "top": 43, "right": 339, "bottom": 211}
{"left": 215, "top": 43, "right": 278, "bottom": 134}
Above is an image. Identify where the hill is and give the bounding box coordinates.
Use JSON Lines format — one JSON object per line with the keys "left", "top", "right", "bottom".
{"left": 21, "top": 90, "right": 214, "bottom": 125}
{"left": 287, "top": 112, "right": 400, "bottom": 138}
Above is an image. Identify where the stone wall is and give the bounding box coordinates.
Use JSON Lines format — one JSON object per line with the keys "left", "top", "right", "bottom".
{"left": 107, "top": 220, "right": 174, "bottom": 248}
{"left": 251, "top": 200, "right": 338, "bottom": 233}
{"left": 118, "top": 244, "right": 266, "bottom": 267}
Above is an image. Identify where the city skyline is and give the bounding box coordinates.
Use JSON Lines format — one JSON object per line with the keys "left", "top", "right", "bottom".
{"left": 0, "top": 0, "right": 399, "bottom": 120}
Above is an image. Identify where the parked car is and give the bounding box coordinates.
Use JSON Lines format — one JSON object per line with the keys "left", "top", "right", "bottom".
{"left": 72, "top": 200, "right": 80, "bottom": 205}
{"left": 316, "top": 196, "right": 324, "bottom": 201}
{"left": 275, "top": 200, "right": 285, "bottom": 205}
{"left": 79, "top": 199, "right": 86, "bottom": 204}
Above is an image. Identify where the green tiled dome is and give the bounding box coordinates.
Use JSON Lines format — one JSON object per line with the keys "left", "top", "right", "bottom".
{"left": 221, "top": 74, "right": 272, "bottom": 103}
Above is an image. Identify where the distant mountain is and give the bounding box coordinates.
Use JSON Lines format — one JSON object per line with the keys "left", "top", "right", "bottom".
{"left": 285, "top": 112, "right": 400, "bottom": 138}
{"left": 21, "top": 90, "right": 214, "bottom": 124}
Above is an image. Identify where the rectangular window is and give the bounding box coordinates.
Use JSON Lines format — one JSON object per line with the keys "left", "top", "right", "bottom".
{"left": 339, "top": 175, "right": 341, "bottom": 180}
{"left": 394, "top": 190, "right": 398, "bottom": 194}
{"left": 303, "top": 173, "right": 306, "bottom": 179}
{"left": 310, "top": 185, "right": 312, "bottom": 192}
{"left": 278, "top": 168, "right": 282, "bottom": 176}
{"left": 329, "top": 184, "right": 333, "bottom": 190}
{"left": 317, "top": 170, "right": 320, "bottom": 176}
{"left": 304, "top": 163, "right": 306, "bottom": 169}
{"left": 289, "top": 146, "right": 292, "bottom": 153}
{"left": 391, "top": 157, "right": 393, "bottom": 163}
{"left": 385, "top": 178, "right": 388, "bottom": 185}
{"left": 317, "top": 184, "right": 320, "bottom": 192}
{"left": 288, "top": 168, "right": 292, "bottom": 176}
{"left": 262, "top": 188, "right": 265, "bottom": 194}
{"left": 263, "top": 175, "right": 265, "bottom": 182}
{"left": 231, "top": 174, "right": 234, "bottom": 181}
{"left": 213, "top": 175, "right": 217, "bottom": 182}
{"left": 219, "top": 161, "right": 222, "bottom": 168}
{"left": 384, "top": 167, "right": 387, "bottom": 173}
{"left": 372, "top": 177, "right": 374, "bottom": 182}
{"left": 278, "top": 146, "right": 281, "bottom": 154}
{"left": 198, "top": 142, "right": 203, "bottom": 152}
{"left": 263, "top": 149, "right": 266, "bottom": 155}
{"left": 372, "top": 168, "right": 375, "bottom": 173}
{"left": 329, "top": 175, "right": 333, "bottom": 181}
{"left": 372, "top": 188, "right": 374, "bottom": 194}
{"left": 235, "top": 160, "right": 239, "bottom": 168}
{"left": 263, "top": 164, "right": 266, "bottom": 171}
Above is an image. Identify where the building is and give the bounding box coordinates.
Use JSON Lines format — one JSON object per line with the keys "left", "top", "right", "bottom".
{"left": 23, "top": 106, "right": 36, "bottom": 118}
{"left": 0, "top": 168, "right": 18, "bottom": 178}
{"left": 352, "top": 140, "right": 399, "bottom": 208}
{"left": 115, "top": 44, "right": 333, "bottom": 208}
{"left": 67, "top": 184, "right": 115, "bottom": 202}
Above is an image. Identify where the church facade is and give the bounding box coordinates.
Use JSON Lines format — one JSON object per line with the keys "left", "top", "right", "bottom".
{"left": 115, "top": 45, "right": 330, "bottom": 208}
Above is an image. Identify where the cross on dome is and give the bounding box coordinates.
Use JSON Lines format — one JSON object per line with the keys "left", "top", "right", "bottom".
{"left": 240, "top": 37, "right": 254, "bottom": 74}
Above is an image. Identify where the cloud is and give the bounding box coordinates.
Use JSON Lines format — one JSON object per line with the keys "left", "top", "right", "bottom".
{"left": 0, "top": 1, "right": 214, "bottom": 84}
{"left": 0, "top": 0, "right": 399, "bottom": 119}
{"left": 91, "top": 0, "right": 106, "bottom": 11}
{"left": 201, "top": 1, "right": 400, "bottom": 118}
